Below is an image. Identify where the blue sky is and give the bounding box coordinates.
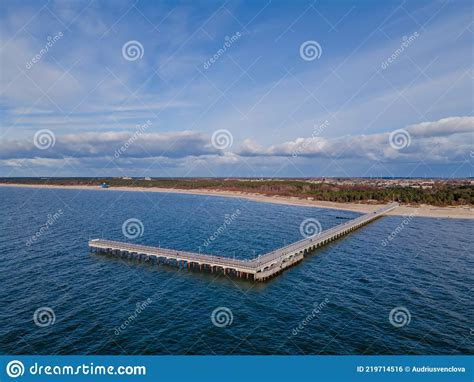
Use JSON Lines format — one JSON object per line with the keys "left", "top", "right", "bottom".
{"left": 0, "top": 0, "right": 472, "bottom": 177}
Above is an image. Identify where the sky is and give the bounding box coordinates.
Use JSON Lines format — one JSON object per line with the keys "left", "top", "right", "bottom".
{"left": 0, "top": 0, "right": 472, "bottom": 178}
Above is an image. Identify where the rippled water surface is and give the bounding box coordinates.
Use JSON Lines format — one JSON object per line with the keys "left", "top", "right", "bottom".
{"left": 0, "top": 186, "right": 472, "bottom": 355}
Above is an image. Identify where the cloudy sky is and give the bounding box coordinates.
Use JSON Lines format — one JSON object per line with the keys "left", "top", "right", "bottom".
{"left": 0, "top": 0, "right": 472, "bottom": 178}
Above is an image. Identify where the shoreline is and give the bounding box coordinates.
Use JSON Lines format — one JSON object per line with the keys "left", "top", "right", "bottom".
{"left": 1, "top": 183, "right": 472, "bottom": 219}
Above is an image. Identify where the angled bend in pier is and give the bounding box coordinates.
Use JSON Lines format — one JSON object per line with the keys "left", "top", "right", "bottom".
{"left": 89, "top": 202, "right": 398, "bottom": 282}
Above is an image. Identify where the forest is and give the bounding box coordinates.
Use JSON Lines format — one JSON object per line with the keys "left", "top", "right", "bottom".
{"left": 2, "top": 178, "right": 472, "bottom": 206}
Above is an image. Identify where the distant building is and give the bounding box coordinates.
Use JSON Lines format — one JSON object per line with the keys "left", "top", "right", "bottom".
{"left": 121, "top": 176, "right": 132, "bottom": 180}
{"left": 144, "top": 177, "right": 152, "bottom": 181}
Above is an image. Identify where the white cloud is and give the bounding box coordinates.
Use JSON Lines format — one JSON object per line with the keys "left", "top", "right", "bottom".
{"left": 1, "top": 117, "right": 472, "bottom": 167}
{"left": 238, "top": 116, "right": 474, "bottom": 163}
{"left": 407, "top": 116, "right": 473, "bottom": 137}
{"left": 1, "top": 1, "right": 472, "bottom": 178}
{"left": 0, "top": 130, "right": 219, "bottom": 160}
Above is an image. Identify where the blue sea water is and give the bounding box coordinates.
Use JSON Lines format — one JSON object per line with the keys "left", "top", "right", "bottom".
{"left": 0, "top": 186, "right": 472, "bottom": 355}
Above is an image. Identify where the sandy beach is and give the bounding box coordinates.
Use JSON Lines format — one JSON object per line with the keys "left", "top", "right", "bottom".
{"left": 1, "top": 183, "right": 472, "bottom": 219}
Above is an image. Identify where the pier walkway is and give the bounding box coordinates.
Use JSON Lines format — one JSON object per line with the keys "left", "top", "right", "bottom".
{"left": 89, "top": 202, "right": 398, "bottom": 281}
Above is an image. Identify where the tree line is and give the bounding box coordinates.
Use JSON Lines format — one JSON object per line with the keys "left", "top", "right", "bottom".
{"left": 2, "top": 178, "right": 472, "bottom": 206}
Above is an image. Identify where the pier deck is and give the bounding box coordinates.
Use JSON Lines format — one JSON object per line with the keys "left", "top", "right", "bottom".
{"left": 89, "top": 202, "right": 398, "bottom": 281}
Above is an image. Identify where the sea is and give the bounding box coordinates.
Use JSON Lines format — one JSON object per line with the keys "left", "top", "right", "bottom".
{"left": 0, "top": 186, "right": 472, "bottom": 355}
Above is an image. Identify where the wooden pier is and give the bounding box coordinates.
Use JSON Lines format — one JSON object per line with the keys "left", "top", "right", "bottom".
{"left": 89, "top": 202, "right": 398, "bottom": 282}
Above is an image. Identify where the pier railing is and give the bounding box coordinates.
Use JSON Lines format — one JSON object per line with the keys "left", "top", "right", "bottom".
{"left": 253, "top": 202, "right": 398, "bottom": 268}
{"left": 89, "top": 202, "right": 398, "bottom": 281}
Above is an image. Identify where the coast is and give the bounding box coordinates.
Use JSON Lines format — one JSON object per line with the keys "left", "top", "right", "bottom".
{"left": 1, "top": 183, "right": 472, "bottom": 219}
